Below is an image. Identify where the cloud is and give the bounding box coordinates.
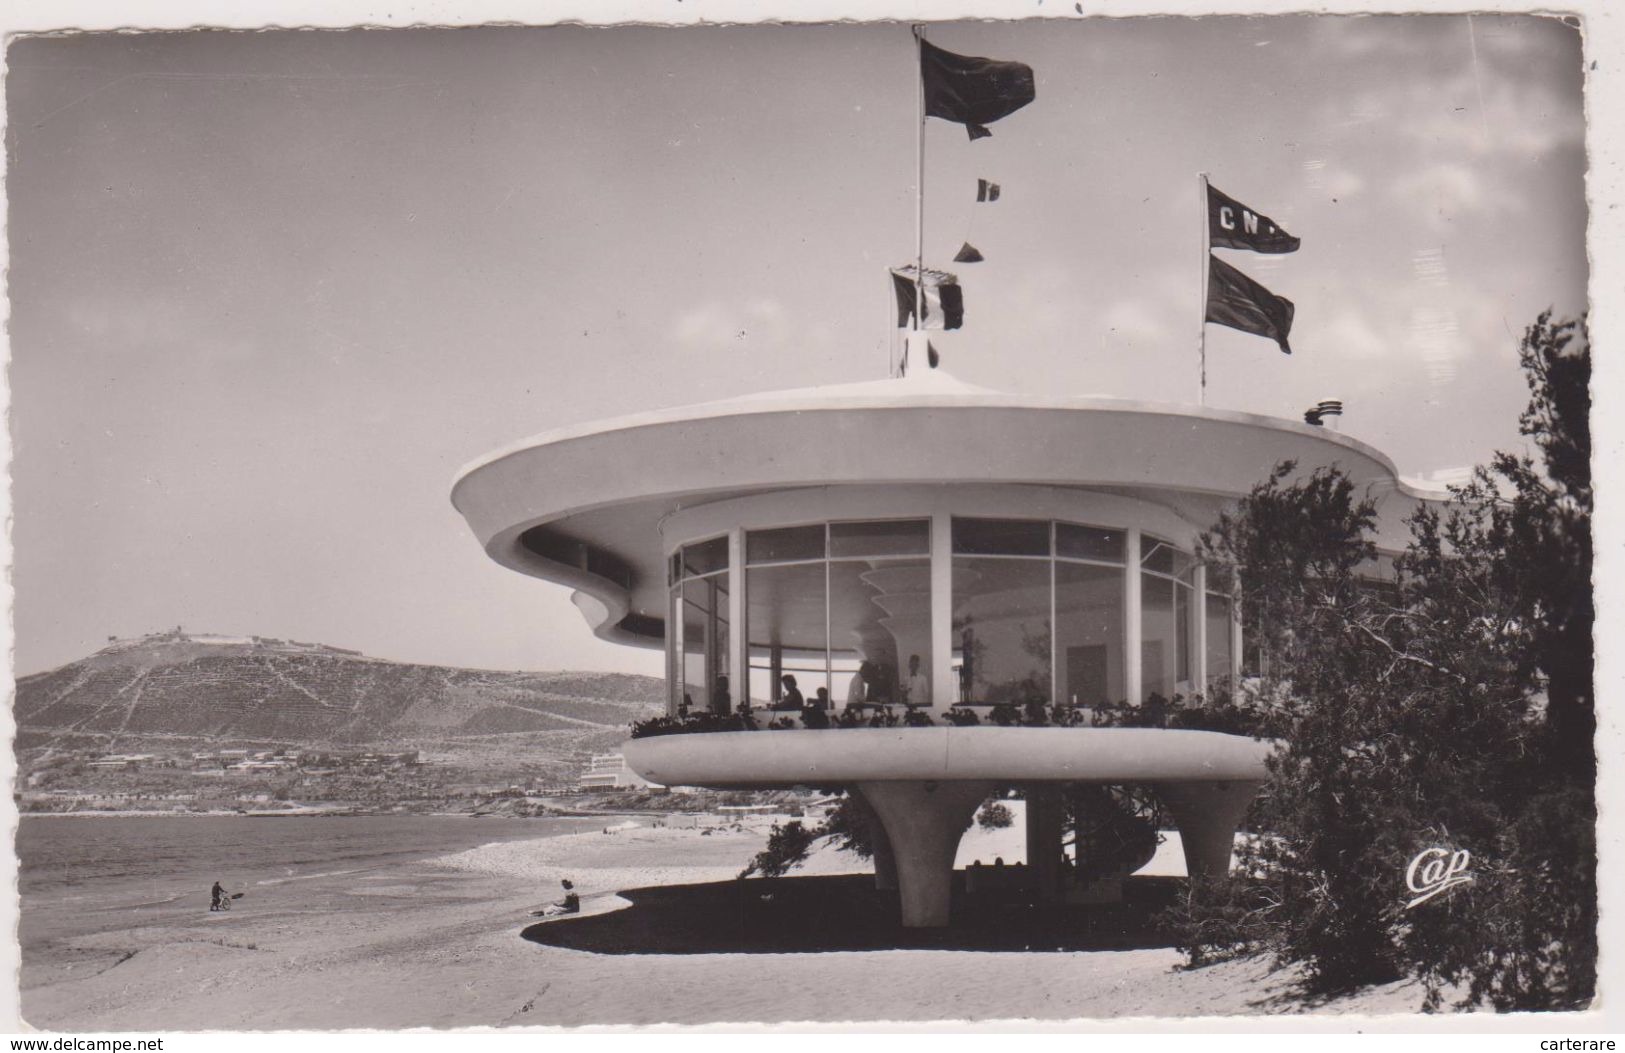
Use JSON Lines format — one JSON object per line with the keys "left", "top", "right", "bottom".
{"left": 673, "top": 297, "right": 790, "bottom": 352}
{"left": 1387, "top": 162, "right": 1488, "bottom": 220}
{"left": 1316, "top": 309, "right": 1389, "bottom": 360}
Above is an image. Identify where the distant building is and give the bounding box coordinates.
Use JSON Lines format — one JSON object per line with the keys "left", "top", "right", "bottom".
{"left": 577, "top": 753, "right": 656, "bottom": 791}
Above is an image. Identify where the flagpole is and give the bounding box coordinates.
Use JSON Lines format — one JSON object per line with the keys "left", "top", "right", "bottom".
{"left": 1198, "top": 171, "right": 1210, "bottom": 406}
{"left": 910, "top": 23, "right": 926, "bottom": 377}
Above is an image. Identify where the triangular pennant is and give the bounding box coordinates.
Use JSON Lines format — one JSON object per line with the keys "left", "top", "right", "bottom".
{"left": 976, "top": 179, "right": 1001, "bottom": 203}
{"left": 953, "top": 242, "right": 984, "bottom": 264}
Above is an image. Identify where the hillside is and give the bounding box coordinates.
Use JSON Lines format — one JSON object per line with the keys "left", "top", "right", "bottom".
{"left": 14, "top": 630, "right": 663, "bottom": 769}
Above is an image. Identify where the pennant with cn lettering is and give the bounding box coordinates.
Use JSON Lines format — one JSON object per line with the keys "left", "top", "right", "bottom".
{"left": 1208, "top": 183, "right": 1301, "bottom": 254}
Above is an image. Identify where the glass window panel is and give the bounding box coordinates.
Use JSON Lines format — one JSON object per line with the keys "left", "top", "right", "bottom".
{"left": 1141, "top": 572, "right": 1177, "bottom": 701}
{"left": 1140, "top": 537, "right": 1175, "bottom": 575}
{"left": 746, "top": 562, "right": 827, "bottom": 706}
{"left": 1205, "top": 592, "right": 1234, "bottom": 691}
{"left": 681, "top": 536, "right": 728, "bottom": 578}
{"left": 953, "top": 557, "right": 1052, "bottom": 704}
{"left": 830, "top": 558, "right": 933, "bottom": 707}
{"left": 683, "top": 576, "right": 729, "bottom": 715}
{"left": 1056, "top": 523, "right": 1125, "bottom": 564}
{"left": 830, "top": 519, "right": 930, "bottom": 559}
{"left": 746, "top": 525, "right": 826, "bottom": 565}
{"left": 952, "top": 517, "right": 1050, "bottom": 556}
{"left": 1055, "top": 562, "right": 1125, "bottom": 707}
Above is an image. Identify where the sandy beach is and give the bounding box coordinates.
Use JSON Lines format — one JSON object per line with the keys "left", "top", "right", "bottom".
{"left": 20, "top": 815, "right": 1443, "bottom": 1029}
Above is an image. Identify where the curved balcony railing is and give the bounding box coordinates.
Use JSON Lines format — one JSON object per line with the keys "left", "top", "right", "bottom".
{"left": 629, "top": 692, "right": 1276, "bottom": 740}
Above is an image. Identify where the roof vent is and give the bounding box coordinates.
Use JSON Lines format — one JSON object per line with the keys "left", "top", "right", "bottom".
{"left": 1316, "top": 398, "right": 1343, "bottom": 431}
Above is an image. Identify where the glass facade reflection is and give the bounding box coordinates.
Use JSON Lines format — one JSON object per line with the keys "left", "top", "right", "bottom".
{"left": 1140, "top": 536, "right": 1194, "bottom": 701}
{"left": 746, "top": 520, "right": 932, "bottom": 710}
{"left": 952, "top": 518, "right": 1127, "bottom": 706}
{"left": 668, "top": 536, "right": 729, "bottom": 714}
{"left": 665, "top": 515, "right": 1237, "bottom": 715}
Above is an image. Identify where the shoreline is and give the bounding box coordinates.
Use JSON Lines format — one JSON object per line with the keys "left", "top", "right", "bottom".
{"left": 20, "top": 812, "right": 1451, "bottom": 1028}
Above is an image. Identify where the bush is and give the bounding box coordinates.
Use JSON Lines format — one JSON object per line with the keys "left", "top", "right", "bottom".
{"left": 976, "top": 801, "right": 1014, "bottom": 830}
{"left": 738, "top": 821, "right": 818, "bottom": 879}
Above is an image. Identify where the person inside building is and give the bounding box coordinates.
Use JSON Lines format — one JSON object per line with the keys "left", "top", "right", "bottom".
{"left": 772, "top": 674, "right": 804, "bottom": 711}
{"left": 710, "top": 675, "right": 731, "bottom": 716}
{"left": 904, "top": 653, "right": 930, "bottom": 709}
{"left": 802, "top": 688, "right": 830, "bottom": 729}
{"left": 845, "top": 662, "right": 869, "bottom": 710}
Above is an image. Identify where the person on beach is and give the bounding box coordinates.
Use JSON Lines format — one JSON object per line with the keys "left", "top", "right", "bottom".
{"left": 532, "top": 879, "right": 580, "bottom": 917}
{"left": 210, "top": 881, "right": 227, "bottom": 911}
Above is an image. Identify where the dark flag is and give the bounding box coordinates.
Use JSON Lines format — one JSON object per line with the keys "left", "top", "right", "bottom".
{"left": 976, "top": 178, "right": 1001, "bottom": 203}
{"left": 1206, "top": 254, "right": 1294, "bottom": 354}
{"left": 1207, "top": 184, "right": 1301, "bottom": 254}
{"left": 920, "top": 39, "right": 1036, "bottom": 140}
{"left": 891, "top": 266, "right": 965, "bottom": 330}
{"left": 953, "top": 242, "right": 984, "bottom": 263}
{"left": 928, "top": 342, "right": 941, "bottom": 368}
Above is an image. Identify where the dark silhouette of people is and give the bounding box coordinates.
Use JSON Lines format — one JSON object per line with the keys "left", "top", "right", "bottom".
{"left": 813, "top": 686, "right": 832, "bottom": 712}
{"left": 710, "top": 676, "right": 731, "bottom": 716}
{"left": 210, "top": 881, "right": 227, "bottom": 911}
{"left": 772, "top": 674, "right": 804, "bottom": 712}
{"left": 802, "top": 689, "right": 830, "bottom": 729}
{"left": 845, "top": 663, "right": 870, "bottom": 710}
{"left": 904, "top": 653, "right": 930, "bottom": 708}
{"left": 533, "top": 879, "right": 580, "bottom": 917}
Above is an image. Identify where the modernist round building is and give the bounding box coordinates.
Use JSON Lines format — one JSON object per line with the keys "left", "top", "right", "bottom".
{"left": 452, "top": 367, "right": 1439, "bottom": 927}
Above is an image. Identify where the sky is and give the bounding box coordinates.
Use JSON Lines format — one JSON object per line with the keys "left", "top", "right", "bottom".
{"left": 6, "top": 15, "right": 1589, "bottom": 678}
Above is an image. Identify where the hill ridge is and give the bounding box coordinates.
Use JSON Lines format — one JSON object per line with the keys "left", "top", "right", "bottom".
{"left": 16, "top": 629, "right": 663, "bottom": 759}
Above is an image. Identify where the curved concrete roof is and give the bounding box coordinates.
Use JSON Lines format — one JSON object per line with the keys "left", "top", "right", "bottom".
{"left": 622, "top": 726, "right": 1273, "bottom": 789}
{"left": 451, "top": 368, "right": 1447, "bottom": 647}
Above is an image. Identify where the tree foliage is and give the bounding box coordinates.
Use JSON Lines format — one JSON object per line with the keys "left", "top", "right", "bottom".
{"left": 1182, "top": 312, "right": 1593, "bottom": 1010}
{"left": 977, "top": 801, "right": 1014, "bottom": 830}
{"left": 738, "top": 820, "right": 819, "bottom": 879}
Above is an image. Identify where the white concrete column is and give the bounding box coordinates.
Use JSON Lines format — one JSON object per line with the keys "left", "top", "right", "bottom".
{"left": 1192, "top": 563, "right": 1208, "bottom": 698}
{"left": 1124, "top": 529, "right": 1143, "bottom": 705}
{"left": 857, "top": 779, "right": 995, "bottom": 927}
{"left": 1152, "top": 779, "right": 1264, "bottom": 880}
{"left": 930, "top": 509, "right": 953, "bottom": 707}
{"left": 728, "top": 528, "right": 746, "bottom": 711}
{"left": 1232, "top": 572, "right": 1245, "bottom": 683}
{"left": 848, "top": 786, "right": 898, "bottom": 891}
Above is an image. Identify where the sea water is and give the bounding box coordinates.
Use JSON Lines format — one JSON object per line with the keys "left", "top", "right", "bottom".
{"left": 17, "top": 813, "right": 603, "bottom": 896}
